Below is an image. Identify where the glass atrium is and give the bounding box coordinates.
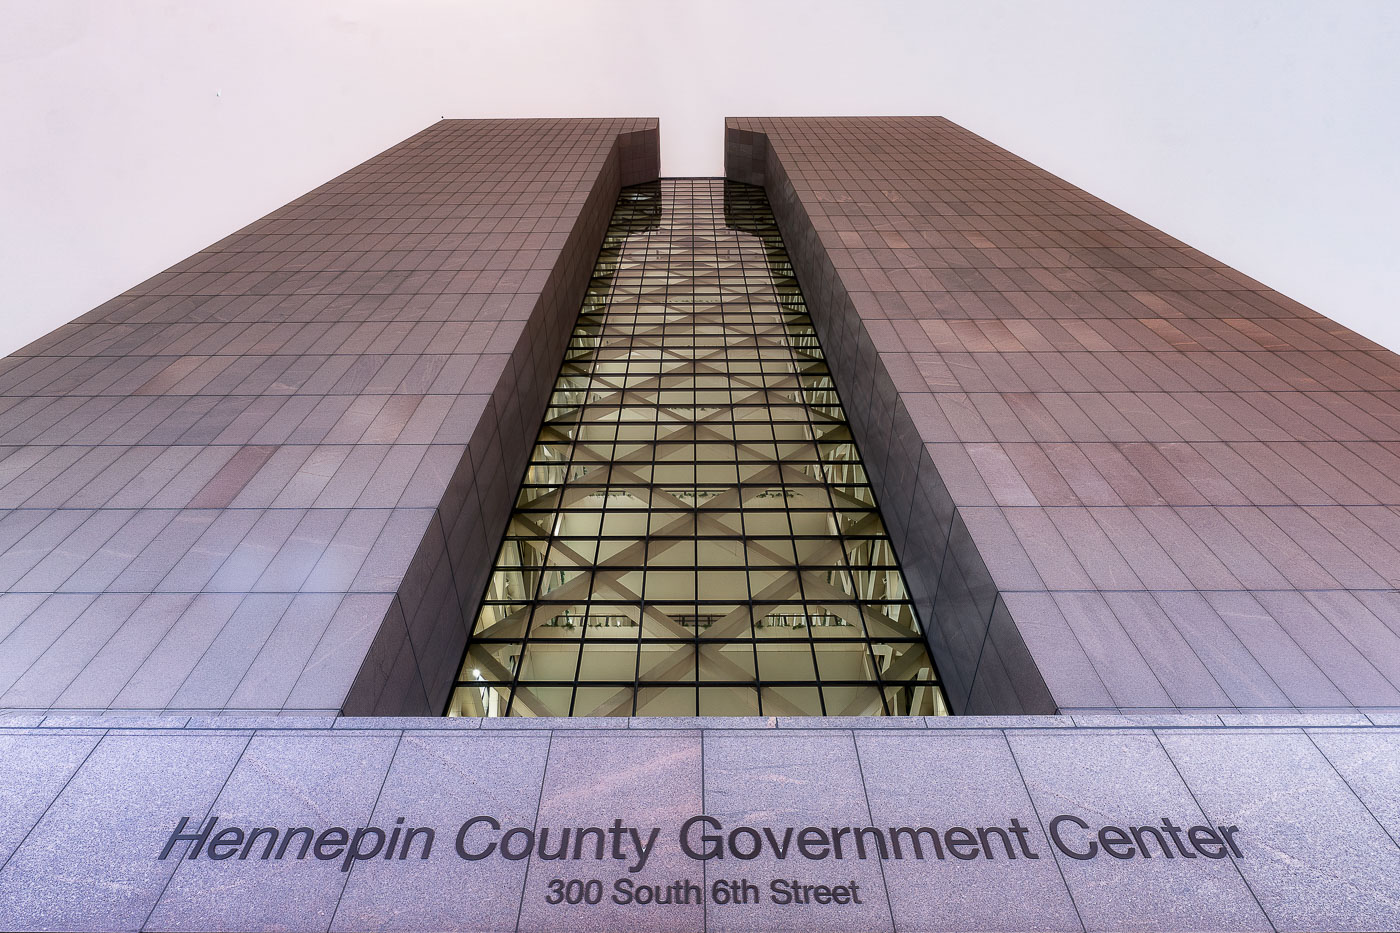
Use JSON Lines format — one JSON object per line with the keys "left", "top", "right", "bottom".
{"left": 447, "top": 180, "right": 948, "bottom": 717}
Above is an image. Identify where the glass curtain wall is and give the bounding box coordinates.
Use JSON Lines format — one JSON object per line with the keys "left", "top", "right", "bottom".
{"left": 447, "top": 180, "right": 949, "bottom": 717}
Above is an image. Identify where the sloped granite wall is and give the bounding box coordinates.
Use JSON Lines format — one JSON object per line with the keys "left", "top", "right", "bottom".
{"left": 0, "top": 120, "right": 660, "bottom": 718}
{"left": 728, "top": 117, "right": 1400, "bottom": 716}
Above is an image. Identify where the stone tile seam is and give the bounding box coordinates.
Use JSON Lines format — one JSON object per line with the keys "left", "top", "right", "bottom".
{"left": 7, "top": 720, "right": 1400, "bottom": 733}
{"left": 382, "top": 591, "right": 433, "bottom": 716}
{"left": 147, "top": 583, "right": 299, "bottom": 714}
{"left": 958, "top": 584, "right": 1002, "bottom": 714}
{"left": 4, "top": 710, "right": 1397, "bottom": 723}
{"left": 998, "top": 729, "right": 1090, "bottom": 933}
{"left": 11, "top": 351, "right": 557, "bottom": 361}
{"left": 922, "top": 490, "right": 956, "bottom": 695}
{"left": 137, "top": 730, "right": 256, "bottom": 932}
{"left": 1151, "top": 584, "right": 1356, "bottom": 713}
{"left": 325, "top": 731, "right": 406, "bottom": 933}
{"left": 2, "top": 589, "right": 300, "bottom": 717}
{"left": 0, "top": 587, "right": 406, "bottom": 593}
{"left": 699, "top": 726, "right": 709, "bottom": 931}
{"left": 280, "top": 566, "right": 402, "bottom": 716}
{"left": 1148, "top": 729, "right": 1280, "bottom": 932}
{"left": 1301, "top": 728, "right": 1400, "bottom": 853}
{"left": 848, "top": 728, "right": 926, "bottom": 933}
{"left": 1087, "top": 585, "right": 1239, "bottom": 712}
{"left": 26, "top": 326, "right": 1399, "bottom": 347}
{"left": 0, "top": 727, "right": 105, "bottom": 877}
{"left": 513, "top": 730, "right": 555, "bottom": 933}
{"left": 428, "top": 506, "right": 468, "bottom": 717}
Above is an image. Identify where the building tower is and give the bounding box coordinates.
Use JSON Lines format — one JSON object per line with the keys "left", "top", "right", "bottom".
{"left": 0, "top": 118, "right": 1396, "bottom": 933}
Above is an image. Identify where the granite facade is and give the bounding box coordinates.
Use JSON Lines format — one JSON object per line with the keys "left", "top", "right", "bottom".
{"left": 0, "top": 714, "right": 1396, "bottom": 932}
{"left": 727, "top": 117, "right": 1400, "bottom": 715}
{"left": 0, "top": 118, "right": 660, "bottom": 717}
{"left": 2, "top": 114, "right": 1400, "bottom": 931}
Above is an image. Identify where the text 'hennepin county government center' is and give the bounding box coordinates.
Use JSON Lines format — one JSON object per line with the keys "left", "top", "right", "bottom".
{"left": 0, "top": 117, "right": 1398, "bottom": 933}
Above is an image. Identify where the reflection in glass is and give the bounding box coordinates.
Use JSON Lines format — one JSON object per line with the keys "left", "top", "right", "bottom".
{"left": 447, "top": 180, "right": 950, "bottom": 717}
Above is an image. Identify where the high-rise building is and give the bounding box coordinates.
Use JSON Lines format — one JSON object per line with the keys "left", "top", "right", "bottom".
{"left": 0, "top": 117, "right": 1396, "bottom": 932}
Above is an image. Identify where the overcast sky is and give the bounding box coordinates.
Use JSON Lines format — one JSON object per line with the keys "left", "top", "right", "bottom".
{"left": 3, "top": 1, "right": 1398, "bottom": 356}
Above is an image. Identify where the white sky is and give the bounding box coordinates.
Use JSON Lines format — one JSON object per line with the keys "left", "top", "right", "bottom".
{"left": 3, "top": 1, "right": 1398, "bottom": 356}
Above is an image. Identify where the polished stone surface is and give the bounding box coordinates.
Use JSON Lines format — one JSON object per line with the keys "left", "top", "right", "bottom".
{"left": 726, "top": 116, "right": 1400, "bottom": 716}
{"left": 334, "top": 731, "right": 551, "bottom": 932}
{"left": 0, "top": 716, "right": 1395, "bottom": 932}
{"left": 0, "top": 119, "right": 660, "bottom": 719}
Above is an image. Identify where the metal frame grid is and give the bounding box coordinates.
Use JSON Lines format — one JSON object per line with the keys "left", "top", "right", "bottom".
{"left": 446, "top": 179, "right": 949, "bottom": 717}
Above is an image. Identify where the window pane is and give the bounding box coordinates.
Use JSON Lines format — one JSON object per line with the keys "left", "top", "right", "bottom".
{"left": 447, "top": 180, "right": 949, "bottom": 719}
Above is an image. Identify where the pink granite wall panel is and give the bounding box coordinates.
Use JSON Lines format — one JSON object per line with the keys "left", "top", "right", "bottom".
{"left": 0, "top": 119, "right": 660, "bottom": 717}
{"left": 727, "top": 116, "right": 1400, "bottom": 714}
